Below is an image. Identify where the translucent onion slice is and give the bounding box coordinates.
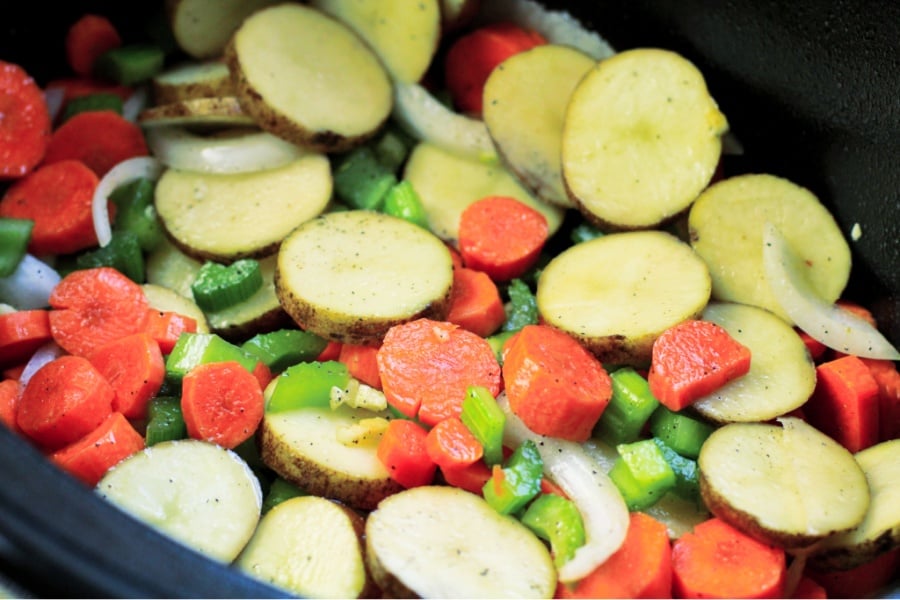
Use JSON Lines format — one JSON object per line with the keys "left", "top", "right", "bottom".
{"left": 93, "top": 156, "right": 163, "bottom": 247}
{"left": 19, "top": 342, "right": 65, "bottom": 388}
{"left": 498, "top": 393, "right": 629, "bottom": 583}
{"left": 0, "top": 254, "right": 61, "bottom": 310}
{"left": 122, "top": 85, "right": 149, "bottom": 122}
{"left": 43, "top": 86, "right": 65, "bottom": 124}
{"left": 762, "top": 221, "right": 900, "bottom": 360}
{"left": 392, "top": 81, "right": 497, "bottom": 162}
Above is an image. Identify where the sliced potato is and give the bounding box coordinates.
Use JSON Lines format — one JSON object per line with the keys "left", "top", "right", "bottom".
{"left": 137, "top": 96, "right": 255, "bottom": 128}
{"left": 536, "top": 230, "right": 711, "bottom": 365}
{"left": 698, "top": 418, "right": 870, "bottom": 549}
{"left": 165, "top": 0, "right": 280, "bottom": 59}
{"left": 365, "top": 485, "right": 556, "bottom": 598}
{"left": 483, "top": 44, "right": 596, "bottom": 208}
{"left": 155, "top": 153, "right": 331, "bottom": 262}
{"left": 141, "top": 282, "right": 210, "bottom": 334}
{"left": 259, "top": 405, "right": 404, "bottom": 511}
{"left": 151, "top": 60, "right": 233, "bottom": 104}
{"left": 225, "top": 3, "right": 393, "bottom": 152}
{"left": 275, "top": 210, "right": 454, "bottom": 345}
{"left": 810, "top": 438, "right": 900, "bottom": 571}
{"left": 562, "top": 48, "right": 727, "bottom": 229}
{"left": 237, "top": 496, "right": 373, "bottom": 598}
{"left": 97, "top": 439, "right": 262, "bottom": 563}
{"left": 692, "top": 302, "right": 817, "bottom": 423}
{"left": 310, "top": 0, "right": 441, "bottom": 83}
{"left": 688, "top": 173, "right": 852, "bottom": 321}
{"left": 403, "top": 141, "right": 565, "bottom": 242}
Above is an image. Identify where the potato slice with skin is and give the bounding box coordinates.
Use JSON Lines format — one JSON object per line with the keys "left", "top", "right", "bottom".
{"left": 365, "top": 485, "right": 556, "bottom": 598}
{"left": 484, "top": 44, "right": 595, "bottom": 208}
{"left": 310, "top": 0, "right": 441, "bottom": 84}
{"left": 809, "top": 438, "right": 900, "bottom": 571}
{"left": 138, "top": 97, "right": 255, "bottom": 128}
{"left": 151, "top": 60, "right": 233, "bottom": 104}
{"left": 403, "top": 141, "right": 565, "bottom": 243}
{"left": 237, "top": 496, "right": 374, "bottom": 599}
{"left": 165, "top": 0, "right": 281, "bottom": 59}
{"left": 155, "top": 153, "right": 331, "bottom": 262}
{"left": 97, "top": 439, "right": 262, "bottom": 563}
{"left": 562, "top": 48, "right": 727, "bottom": 229}
{"left": 688, "top": 173, "right": 851, "bottom": 321}
{"left": 692, "top": 302, "right": 816, "bottom": 423}
{"left": 536, "top": 230, "right": 711, "bottom": 365}
{"left": 275, "top": 210, "right": 454, "bottom": 345}
{"left": 260, "top": 406, "right": 403, "bottom": 511}
{"left": 698, "top": 418, "right": 870, "bottom": 549}
{"left": 225, "top": 3, "right": 393, "bottom": 153}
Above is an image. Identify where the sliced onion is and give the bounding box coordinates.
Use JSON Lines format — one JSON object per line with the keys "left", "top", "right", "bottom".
{"left": 122, "top": 85, "right": 149, "bottom": 122}
{"left": 19, "top": 342, "right": 65, "bottom": 388}
{"left": 43, "top": 86, "right": 65, "bottom": 123}
{"left": 762, "top": 221, "right": 900, "bottom": 360}
{"left": 93, "top": 156, "right": 163, "bottom": 247}
{"left": 0, "top": 254, "right": 61, "bottom": 310}
{"left": 144, "top": 125, "right": 308, "bottom": 174}
{"left": 498, "top": 393, "right": 629, "bottom": 583}
{"left": 392, "top": 81, "right": 498, "bottom": 162}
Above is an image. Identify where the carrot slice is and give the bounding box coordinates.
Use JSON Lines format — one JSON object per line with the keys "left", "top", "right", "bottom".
{"left": 457, "top": 195, "right": 549, "bottom": 282}
{"left": 648, "top": 319, "right": 752, "bottom": 411}
{"left": 558, "top": 511, "right": 673, "bottom": 599}
{"left": 797, "top": 328, "right": 828, "bottom": 362}
{"left": 2, "top": 364, "right": 25, "bottom": 382}
{"left": 16, "top": 355, "right": 115, "bottom": 451}
{"left": 42, "top": 110, "right": 148, "bottom": 177}
{"left": 425, "top": 415, "right": 484, "bottom": 470}
{"left": 0, "top": 310, "right": 52, "bottom": 369}
{"left": 0, "top": 61, "right": 51, "bottom": 179}
{"left": 338, "top": 343, "right": 382, "bottom": 390}
{"left": 671, "top": 517, "right": 787, "bottom": 599}
{"left": 143, "top": 308, "right": 198, "bottom": 355}
{"left": 861, "top": 357, "right": 900, "bottom": 441}
{"left": 65, "top": 14, "right": 122, "bottom": 78}
{"left": 0, "top": 379, "right": 21, "bottom": 432}
{"left": 316, "top": 339, "right": 343, "bottom": 362}
{"left": 376, "top": 418, "right": 437, "bottom": 488}
{"left": 88, "top": 332, "right": 164, "bottom": 420}
{"left": 180, "top": 360, "right": 265, "bottom": 450}
{"left": 803, "top": 354, "right": 880, "bottom": 453}
{"left": 0, "top": 159, "right": 102, "bottom": 255}
{"left": 50, "top": 411, "right": 143, "bottom": 486}
{"left": 791, "top": 575, "right": 827, "bottom": 599}
{"left": 502, "top": 324, "right": 612, "bottom": 442}
{"left": 440, "top": 459, "right": 492, "bottom": 495}
{"left": 446, "top": 267, "right": 507, "bottom": 337}
{"left": 49, "top": 266, "right": 149, "bottom": 357}
{"left": 377, "top": 318, "right": 501, "bottom": 426}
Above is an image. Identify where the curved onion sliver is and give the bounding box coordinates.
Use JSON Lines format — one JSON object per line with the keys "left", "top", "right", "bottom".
{"left": 19, "top": 342, "right": 65, "bottom": 388}
{"left": 43, "top": 86, "right": 65, "bottom": 124}
{"left": 92, "top": 157, "right": 163, "bottom": 247}
{"left": 122, "top": 85, "right": 149, "bottom": 122}
{"left": 0, "top": 254, "right": 61, "bottom": 310}
{"left": 498, "top": 393, "right": 630, "bottom": 583}
{"left": 762, "top": 221, "right": 900, "bottom": 360}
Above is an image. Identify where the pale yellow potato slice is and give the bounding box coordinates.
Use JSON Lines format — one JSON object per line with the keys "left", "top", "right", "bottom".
{"left": 365, "top": 486, "right": 556, "bottom": 598}
{"left": 483, "top": 44, "right": 596, "bottom": 208}
{"left": 310, "top": 0, "right": 441, "bottom": 83}
{"left": 237, "top": 496, "right": 373, "bottom": 598}
{"left": 536, "top": 230, "right": 711, "bottom": 365}
{"left": 403, "top": 141, "right": 565, "bottom": 242}
{"left": 562, "top": 48, "right": 727, "bottom": 229}
{"left": 151, "top": 60, "right": 233, "bottom": 104}
{"left": 154, "top": 153, "right": 332, "bottom": 262}
{"left": 138, "top": 96, "right": 255, "bottom": 128}
{"left": 698, "top": 418, "right": 870, "bottom": 549}
{"left": 275, "top": 210, "right": 454, "bottom": 345}
{"left": 225, "top": 3, "right": 393, "bottom": 152}
{"left": 259, "top": 405, "right": 403, "bottom": 511}
{"left": 166, "top": 0, "right": 280, "bottom": 59}
{"left": 688, "top": 173, "right": 852, "bottom": 322}
{"left": 692, "top": 302, "right": 817, "bottom": 423}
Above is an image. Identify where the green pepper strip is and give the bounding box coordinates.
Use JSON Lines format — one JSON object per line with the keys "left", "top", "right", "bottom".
{"left": 266, "top": 360, "right": 350, "bottom": 412}
{"left": 609, "top": 437, "right": 676, "bottom": 511}
{"left": 460, "top": 385, "right": 506, "bottom": 466}
{"left": 520, "top": 492, "right": 586, "bottom": 567}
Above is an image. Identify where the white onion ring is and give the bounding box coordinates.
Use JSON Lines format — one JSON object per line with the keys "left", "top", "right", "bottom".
{"left": 144, "top": 125, "right": 308, "bottom": 174}
{"left": 122, "top": 85, "right": 150, "bottom": 122}
{"left": 762, "top": 221, "right": 900, "bottom": 360}
{"left": 93, "top": 157, "right": 164, "bottom": 247}
{"left": 0, "top": 254, "right": 61, "bottom": 310}
{"left": 19, "top": 342, "right": 65, "bottom": 389}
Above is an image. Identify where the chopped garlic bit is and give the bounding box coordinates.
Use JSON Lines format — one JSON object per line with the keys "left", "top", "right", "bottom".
{"left": 336, "top": 417, "right": 390, "bottom": 447}
{"left": 851, "top": 222, "right": 862, "bottom": 241}
{"left": 330, "top": 378, "right": 388, "bottom": 411}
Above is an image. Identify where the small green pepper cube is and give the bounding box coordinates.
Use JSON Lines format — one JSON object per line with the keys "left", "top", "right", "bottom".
{"left": 75, "top": 230, "right": 144, "bottom": 283}
{"left": 382, "top": 180, "right": 429, "bottom": 229}
{"left": 94, "top": 43, "right": 165, "bottom": 86}
{"left": 166, "top": 332, "right": 259, "bottom": 383}
{"left": 609, "top": 438, "right": 676, "bottom": 511}
{"left": 0, "top": 218, "right": 34, "bottom": 278}
{"left": 191, "top": 259, "right": 263, "bottom": 312}
{"left": 266, "top": 360, "right": 351, "bottom": 413}
{"left": 520, "top": 493, "right": 586, "bottom": 567}
{"left": 60, "top": 92, "right": 123, "bottom": 122}
{"left": 110, "top": 177, "right": 164, "bottom": 253}
{"left": 482, "top": 439, "right": 543, "bottom": 515}
{"left": 648, "top": 405, "right": 715, "bottom": 459}
{"left": 651, "top": 437, "right": 702, "bottom": 503}
{"left": 262, "top": 477, "right": 307, "bottom": 515}
{"left": 333, "top": 146, "right": 397, "bottom": 211}
{"left": 242, "top": 329, "right": 329, "bottom": 373}
{"left": 145, "top": 396, "right": 187, "bottom": 446}
{"left": 595, "top": 367, "right": 660, "bottom": 446}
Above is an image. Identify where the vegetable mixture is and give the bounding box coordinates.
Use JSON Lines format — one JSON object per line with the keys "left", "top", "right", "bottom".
{"left": 1, "top": 0, "right": 899, "bottom": 598}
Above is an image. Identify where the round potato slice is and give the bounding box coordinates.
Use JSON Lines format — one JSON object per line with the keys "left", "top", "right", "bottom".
{"left": 151, "top": 60, "right": 234, "bottom": 104}
{"left": 138, "top": 97, "right": 255, "bottom": 128}
{"left": 165, "top": 0, "right": 280, "bottom": 59}
{"left": 536, "top": 230, "right": 711, "bottom": 365}
{"left": 225, "top": 3, "right": 393, "bottom": 152}
{"left": 275, "top": 210, "right": 454, "bottom": 345}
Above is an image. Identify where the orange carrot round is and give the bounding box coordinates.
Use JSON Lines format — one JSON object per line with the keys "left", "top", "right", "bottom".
{"left": 49, "top": 266, "right": 149, "bottom": 357}
{"left": 42, "top": 110, "right": 148, "bottom": 177}
{"left": 502, "top": 324, "right": 612, "bottom": 442}
{"left": 50, "top": 411, "right": 143, "bottom": 486}
{"left": 338, "top": 343, "right": 383, "bottom": 390}
{"left": 143, "top": 309, "right": 198, "bottom": 355}
{"left": 0, "top": 159, "right": 102, "bottom": 256}
{"left": 65, "top": 14, "right": 123, "bottom": 78}
{"left": 377, "top": 318, "right": 501, "bottom": 426}
{"left": 180, "top": 360, "right": 265, "bottom": 450}
{"left": 376, "top": 418, "right": 436, "bottom": 488}
{"left": 0, "top": 379, "right": 21, "bottom": 433}
{"left": 861, "top": 357, "right": 900, "bottom": 441}
{"left": 439, "top": 460, "right": 492, "bottom": 495}
{"left": 0, "top": 61, "right": 51, "bottom": 179}
{"left": 316, "top": 339, "right": 343, "bottom": 362}
{"left": 425, "top": 415, "right": 484, "bottom": 470}
{"left": 16, "top": 355, "right": 115, "bottom": 451}
{"left": 446, "top": 267, "right": 507, "bottom": 337}
{"left": 458, "top": 195, "right": 549, "bottom": 282}
{"left": 0, "top": 310, "right": 52, "bottom": 370}
{"left": 88, "top": 332, "right": 164, "bottom": 420}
